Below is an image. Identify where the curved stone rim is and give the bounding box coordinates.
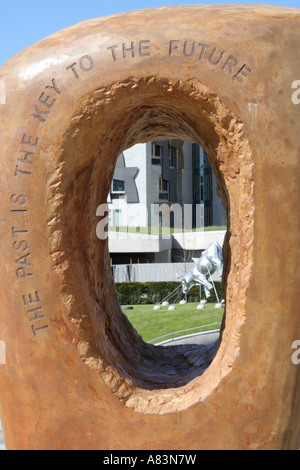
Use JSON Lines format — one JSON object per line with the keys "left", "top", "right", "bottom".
{"left": 44, "top": 74, "right": 253, "bottom": 413}
{"left": 0, "top": 4, "right": 299, "bottom": 448}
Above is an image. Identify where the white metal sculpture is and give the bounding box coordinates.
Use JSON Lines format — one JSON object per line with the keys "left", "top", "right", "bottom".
{"left": 177, "top": 242, "right": 223, "bottom": 298}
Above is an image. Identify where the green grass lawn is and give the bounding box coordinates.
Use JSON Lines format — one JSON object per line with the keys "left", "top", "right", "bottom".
{"left": 122, "top": 302, "right": 224, "bottom": 343}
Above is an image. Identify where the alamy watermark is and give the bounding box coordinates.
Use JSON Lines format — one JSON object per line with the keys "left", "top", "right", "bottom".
{"left": 96, "top": 203, "right": 204, "bottom": 240}
{"left": 0, "top": 340, "right": 5, "bottom": 365}
{"left": 0, "top": 80, "right": 6, "bottom": 105}
{"left": 291, "top": 80, "right": 300, "bottom": 104}
{"left": 291, "top": 340, "right": 300, "bottom": 365}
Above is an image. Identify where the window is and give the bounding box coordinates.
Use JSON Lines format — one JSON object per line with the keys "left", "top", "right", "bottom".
{"left": 169, "top": 145, "right": 178, "bottom": 168}
{"left": 112, "top": 179, "right": 125, "bottom": 193}
{"left": 176, "top": 173, "right": 182, "bottom": 201}
{"left": 159, "top": 178, "right": 168, "bottom": 192}
{"left": 110, "top": 179, "right": 125, "bottom": 199}
{"left": 151, "top": 142, "right": 162, "bottom": 165}
{"left": 114, "top": 209, "right": 121, "bottom": 227}
{"left": 159, "top": 176, "right": 169, "bottom": 200}
{"left": 159, "top": 213, "right": 163, "bottom": 227}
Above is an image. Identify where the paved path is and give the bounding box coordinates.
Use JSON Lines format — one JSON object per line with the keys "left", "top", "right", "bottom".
{"left": 154, "top": 329, "right": 220, "bottom": 346}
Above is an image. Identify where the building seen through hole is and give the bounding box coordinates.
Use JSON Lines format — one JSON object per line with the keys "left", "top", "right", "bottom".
{"left": 108, "top": 140, "right": 227, "bottom": 273}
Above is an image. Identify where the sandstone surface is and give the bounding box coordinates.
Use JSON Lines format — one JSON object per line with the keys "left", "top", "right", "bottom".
{"left": 0, "top": 5, "right": 299, "bottom": 449}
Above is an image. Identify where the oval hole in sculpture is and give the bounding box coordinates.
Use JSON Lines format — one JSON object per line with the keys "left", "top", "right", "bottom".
{"left": 107, "top": 139, "right": 227, "bottom": 348}
{"left": 47, "top": 77, "right": 253, "bottom": 413}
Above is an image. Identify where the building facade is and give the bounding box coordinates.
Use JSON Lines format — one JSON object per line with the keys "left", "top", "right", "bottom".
{"left": 107, "top": 141, "right": 226, "bottom": 265}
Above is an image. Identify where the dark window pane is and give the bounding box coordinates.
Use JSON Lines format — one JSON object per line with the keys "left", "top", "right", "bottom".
{"left": 112, "top": 179, "right": 125, "bottom": 192}
{"left": 155, "top": 145, "right": 162, "bottom": 157}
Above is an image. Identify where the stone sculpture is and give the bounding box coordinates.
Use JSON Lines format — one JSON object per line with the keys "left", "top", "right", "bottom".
{"left": 0, "top": 5, "right": 299, "bottom": 450}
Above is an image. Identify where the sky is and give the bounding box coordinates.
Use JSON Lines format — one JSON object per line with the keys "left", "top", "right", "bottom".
{"left": 0, "top": 0, "right": 299, "bottom": 67}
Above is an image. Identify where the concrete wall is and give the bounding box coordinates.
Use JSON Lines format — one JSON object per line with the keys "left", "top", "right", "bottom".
{"left": 108, "top": 231, "right": 173, "bottom": 253}
{"left": 112, "top": 261, "right": 221, "bottom": 283}
{"left": 109, "top": 230, "right": 226, "bottom": 254}
{"left": 172, "top": 230, "right": 226, "bottom": 251}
